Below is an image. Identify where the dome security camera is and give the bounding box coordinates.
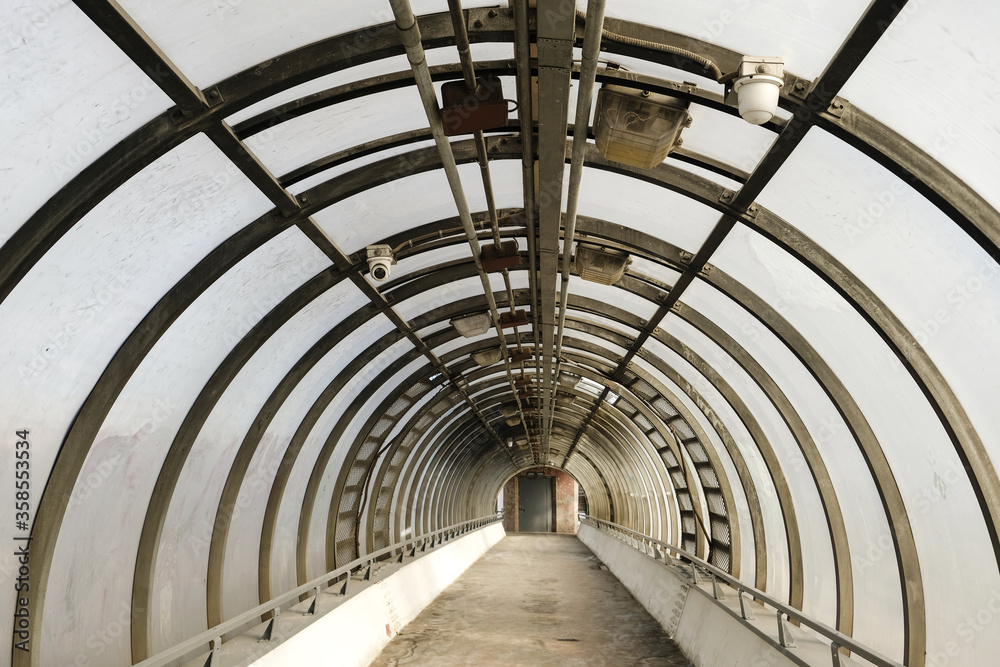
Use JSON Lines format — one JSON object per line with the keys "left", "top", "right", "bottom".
{"left": 731, "top": 56, "right": 784, "bottom": 125}
{"left": 366, "top": 244, "right": 396, "bottom": 282}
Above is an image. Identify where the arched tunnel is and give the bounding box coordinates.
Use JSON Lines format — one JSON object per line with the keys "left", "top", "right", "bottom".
{"left": 3, "top": 0, "right": 1000, "bottom": 665}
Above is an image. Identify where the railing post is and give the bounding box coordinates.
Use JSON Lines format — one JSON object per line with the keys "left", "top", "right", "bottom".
{"left": 690, "top": 563, "right": 699, "bottom": 584}
{"left": 712, "top": 574, "right": 724, "bottom": 600}
{"left": 831, "top": 641, "right": 843, "bottom": 667}
{"left": 777, "top": 612, "right": 796, "bottom": 648}
{"left": 738, "top": 591, "right": 755, "bottom": 620}
{"left": 306, "top": 586, "right": 321, "bottom": 615}
{"left": 205, "top": 636, "right": 222, "bottom": 666}
{"left": 260, "top": 607, "right": 279, "bottom": 642}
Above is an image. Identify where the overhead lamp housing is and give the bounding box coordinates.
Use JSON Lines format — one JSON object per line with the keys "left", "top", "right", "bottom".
{"left": 557, "top": 372, "right": 580, "bottom": 388}
{"left": 594, "top": 84, "right": 692, "bottom": 170}
{"left": 471, "top": 347, "right": 502, "bottom": 367}
{"left": 574, "top": 244, "right": 632, "bottom": 285}
{"left": 555, "top": 394, "right": 576, "bottom": 408}
{"left": 505, "top": 416, "right": 522, "bottom": 427}
{"left": 730, "top": 56, "right": 784, "bottom": 125}
{"left": 450, "top": 312, "right": 492, "bottom": 337}
{"left": 500, "top": 404, "right": 519, "bottom": 418}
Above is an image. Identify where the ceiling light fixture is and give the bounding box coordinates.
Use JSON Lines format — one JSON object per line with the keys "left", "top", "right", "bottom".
{"left": 471, "top": 347, "right": 503, "bottom": 367}
{"left": 574, "top": 243, "right": 632, "bottom": 285}
{"left": 450, "top": 312, "right": 492, "bottom": 337}
{"left": 555, "top": 394, "right": 575, "bottom": 408}
{"left": 594, "top": 84, "right": 692, "bottom": 170}
{"left": 557, "top": 372, "right": 581, "bottom": 388}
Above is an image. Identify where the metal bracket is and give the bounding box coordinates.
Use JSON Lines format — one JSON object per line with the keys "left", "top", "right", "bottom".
{"left": 203, "top": 85, "right": 224, "bottom": 108}
{"left": 827, "top": 96, "right": 848, "bottom": 119}
{"left": 711, "top": 575, "right": 724, "bottom": 600}
{"left": 260, "top": 608, "right": 279, "bottom": 642}
{"left": 777, "top": 612, "right": 797, "bottom": 648}
{"left": 537, "top": 37, "right": 574, "bottom": 68}
{"left": 202, "top": 636, "right": 223, "bottom": 667}
{"left": 738, "top": 592, "right": 755, "bottom": 620}
{"left": 831, "top": 642, "right": 843, "bottom": 667}
{"left": 718, "top": 189, "right": 736, "bottom": 206}
{"left": 338, "top": 576, "right": 349, "bottom": 596}
{"left": 306, "top": 586, "right": 321, "bottom": 615}
{"left": 788, "top": 76, "right": 812, "bottom": 101}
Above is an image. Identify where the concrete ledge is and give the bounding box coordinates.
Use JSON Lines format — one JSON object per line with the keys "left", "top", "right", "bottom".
{"left": 194, "top": 523, "right": 505, "bottom": 667}
{"left": 578, "top": 522, "right": 834, "bottom": 667}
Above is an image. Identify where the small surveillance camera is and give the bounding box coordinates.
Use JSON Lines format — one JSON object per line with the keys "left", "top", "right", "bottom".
{"left": 730, "top": 56, "right": 784, "bottom": 125}
{"left": 366, "top": 244, "right": 395, "bottom": 282}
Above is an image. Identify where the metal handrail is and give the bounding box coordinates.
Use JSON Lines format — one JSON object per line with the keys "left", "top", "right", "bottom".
{"left": 135, "top": 513, "right": 503, "bottom": 667}
{"left": 580, "top": 515, "right": 903, "bottom": 667}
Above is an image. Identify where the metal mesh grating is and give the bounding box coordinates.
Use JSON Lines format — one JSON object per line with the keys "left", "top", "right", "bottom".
{"left": 670, "top": 470, "right": 687, "bottom": 488}
{"left": 652, "top": 397, "right": 678, "bottom": 418}
{"left": 648, "top": 430, "right": 668, "bottom": 450}
{"left": 711, "top": 518, "right": 731, "bottom": 546}
{"left": 386, "top": 396, "right": 412, "bottom": 418}
{"left": 336, "top": 536, "right": 356, "bottom": 565}
{"left": 672, "top": 419, "right": 695, "bottom": 440}
{"left": 661, "top": 449, "right": 678, "bottom": 467}
{"left": 616, "top": 398, "right": 637, "bottom": 415}
{"left": 369, "top": 417, "right": 394, "bottom": 441}
{"left": 687, "top": 441, "right": 710, "bottom": 463}
{"left": 630, "top": 378, "right": 656, "bottom": 400}
{"left": 682, "top": 515, "right": 697, "bottom": 534}
{"left": 347, "top": 464, "right": 368, "bottom": 487}
{"left": 340, "top": 488, "right": 359, "bottom": 510}
{"left": 710, "top": 547, "right": 731, "bottom": 572}
{"left": 698, "top": 467, "right": 719, "bottom": 488}
{"left": 632, "top": 412, "right": 654, "bottom": 431}
{"left": 706, "top": 491, "right": 727, "bottom": 515}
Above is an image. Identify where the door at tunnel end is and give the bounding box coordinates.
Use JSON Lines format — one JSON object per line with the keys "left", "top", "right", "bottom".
{"left": 501, "top": 467, "right": 579, "bottom": 533}
{"left": 519, "top": 476, "right": 554, "bottom": 532}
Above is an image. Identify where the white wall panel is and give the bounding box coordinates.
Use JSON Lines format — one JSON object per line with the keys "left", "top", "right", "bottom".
{"left": 0, "top": 0, "right": 172, "bottom": 241}
{"left": 712, "top": 224, "right": 998, "bottom": 664}
{"left": 43, "top": 227, "right": 317, "bottom": 666}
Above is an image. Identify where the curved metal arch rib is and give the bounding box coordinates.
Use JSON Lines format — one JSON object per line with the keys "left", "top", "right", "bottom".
{"left": 12, "top": 6, "right": 1000, "bottom": 666}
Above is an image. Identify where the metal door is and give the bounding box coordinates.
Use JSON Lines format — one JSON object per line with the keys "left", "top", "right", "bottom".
{"left": 519, "top": 476, "right": 553, "bottom": 532}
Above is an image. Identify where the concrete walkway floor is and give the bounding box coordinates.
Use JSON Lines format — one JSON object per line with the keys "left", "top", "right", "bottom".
{"left": 371, "top": 533, "right": 693, "bottom": 666}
